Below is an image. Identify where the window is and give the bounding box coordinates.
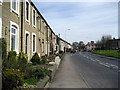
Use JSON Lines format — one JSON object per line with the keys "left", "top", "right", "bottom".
{"left": 38, "top": 16, "right": 41, "bottom": 31}
{"left": 25, "top": 0, "right": 30, "bottom": 22}
{"left": 42, "top": 39, "right": 44, "bottom": 52}
{"left": 10, "top": 21, "right": 19, "bottom": 53}
{"left": 32, "top": 33, "right": 36, "bottom": 53}
{"left": 11, "top": 26, "right": 16, "bottom": 50}
{"left": 32, "top": 9, "right": 36, "bottom": 27}
{"left": 25, "top": 32, "right": 30, "bottom": 54}
{"left": 48, "top": 29, "right": 49, "bottom": 38}
{"left": 11, "top": 0, "right": 19, "bottom": 14}
{"left": 25, "top": 31, "right": 30, "bottom": 60}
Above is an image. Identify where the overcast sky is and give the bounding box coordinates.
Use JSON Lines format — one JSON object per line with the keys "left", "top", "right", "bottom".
{"left": 33, "top": 1, "right": 118, "bottom": 44}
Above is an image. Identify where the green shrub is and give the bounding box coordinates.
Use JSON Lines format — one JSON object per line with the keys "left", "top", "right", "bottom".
{"left": 5, "top": 51, "right": 18, "bottom": 69}
{"left": 32, "top": 67, "right": 48, "bottom": 79}
{"left": 55, "top": 53, "right": 60, "bottom": 56}
{"left": 59, "top": 50, "right": 64, "bottom": 54}
{"left": 2, "top": 69, "right": 24, "bottom": 90}
{"left": 24, "top": 64, "right": 34, "bottom": 79}
{"left": 30, "top": 53, "right": 40, "bottom": 65}
{"left": 0, "top": 38, "right": 7, "bottom": 68}
{"left": 47, "top": 56, "right": 55, "bottom": 60}
{"left": 18, "top": 51, "right": 28, "bottom": 72}
{"left": 40, "top": 57, "right": 47, "bottom": 64}
{"left": 25, "top": 77, "right": 39, "bottom": 85}
{"left": 25, "top": 66, "right": 48, "bottom": 80}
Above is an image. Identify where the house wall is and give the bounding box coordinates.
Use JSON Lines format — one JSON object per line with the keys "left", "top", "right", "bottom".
{"left": 2, "top": 1, "right": 21, "bottom": 53}
{"left": 1, "top": 1, "right": 72, "bottom": 61}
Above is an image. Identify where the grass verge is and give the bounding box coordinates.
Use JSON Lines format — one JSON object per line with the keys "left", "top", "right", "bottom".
{"left": 91, "top": 50, "right": 120, "bottom": 58}
{"left": 25, "top": 77, "right": 39, "bottom": 85}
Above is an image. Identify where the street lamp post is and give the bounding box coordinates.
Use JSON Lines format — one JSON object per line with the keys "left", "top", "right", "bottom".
{"left": 65, "top": 29, "right": 70, "bottom": 41}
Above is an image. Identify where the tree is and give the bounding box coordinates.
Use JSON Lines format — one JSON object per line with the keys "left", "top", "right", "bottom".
{"left": 95, "top": 35, "right": 112, "bottom": 50}
{"left": 72, "top": 42, "right": 79, "bottom": 50}
{"left": 78, "top": 41, "right": 85, "bottom": 50}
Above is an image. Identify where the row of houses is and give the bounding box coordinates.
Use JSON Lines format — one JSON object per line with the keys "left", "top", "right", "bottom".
{"left": 0, "top": 0, "right": 72, "bottom": 61}
{"left": 85, "top": 39, "right": 120, "bottom": 51}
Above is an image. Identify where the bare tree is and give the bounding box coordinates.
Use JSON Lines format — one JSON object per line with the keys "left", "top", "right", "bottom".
{"left": 95, "top": 35, "right": 112, "bottom": 50}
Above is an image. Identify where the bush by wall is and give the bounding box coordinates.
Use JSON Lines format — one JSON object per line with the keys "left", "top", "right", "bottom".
{"left": 2, "top": 69, "right": 24, "bottom": 90}
{"left": 59, "top": 50, "right": 64, "bottom": 54}
{"left": 30, "top": 53, "right": 40, "bottom": 65}
{"left": 32, "top": 67, "right": 48, "bottom": 79}
{"left": 18, "top": 51, "right": 28, "bottom": 72}
{"left": 0, "top": 38, "right": 7, "bottom": 68}
{"left": 5, "top": 51, "right": 18, "bottom": 69}
{"left": 40, "top": 57, "right": 47, "bottom": 64}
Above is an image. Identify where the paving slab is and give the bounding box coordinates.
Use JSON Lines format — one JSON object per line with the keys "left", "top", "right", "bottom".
{"left": 49, "top": 53, "right": 88, "bottom": 88}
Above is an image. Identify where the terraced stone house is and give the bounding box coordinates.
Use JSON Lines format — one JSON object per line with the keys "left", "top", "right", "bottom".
{"left": 0, "top": 0, "right": 72, "bottom": 61}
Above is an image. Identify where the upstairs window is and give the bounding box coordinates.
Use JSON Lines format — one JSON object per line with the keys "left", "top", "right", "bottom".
{"left": 32, "top": 9, "right": 36, "bottom": 27}
{"left": 11, "top": 0, "right": 19, "bottom": 14}
{"left": 25, "top": 1, "right": 30, "bottom": 22}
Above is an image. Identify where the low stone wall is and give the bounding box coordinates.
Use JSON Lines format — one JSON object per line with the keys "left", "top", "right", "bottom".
{"left": 36, "top": 56, "right": 62, "bottom": 88}
{"left": 37, "top": 76, "right": 50, "bottom": 88}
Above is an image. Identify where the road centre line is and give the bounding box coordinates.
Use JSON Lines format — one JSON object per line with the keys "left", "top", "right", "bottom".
{"left": 80, "top": 53, "right": 119, "bottom": 70}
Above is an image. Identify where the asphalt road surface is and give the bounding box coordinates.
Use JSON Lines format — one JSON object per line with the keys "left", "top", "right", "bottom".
{"left": 50, "top": 52, "right": 119, "bottom": 88}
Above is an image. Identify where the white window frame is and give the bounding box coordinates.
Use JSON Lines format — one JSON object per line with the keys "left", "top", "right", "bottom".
{"left": 10, "top": 0, "right": 19, "bottom": 15}
{"left": 10, "top": 21, "right": 19, "bottom": 54}
{"left": 0, "top": 0, "right": 2, "bottom": 5}
{"left": 38, "top": 17, "right": 41, "bottom": 31}
{"left": 32, "top": 8, "right": 36, "bottom": 27}
{"left": 0, "top": 18, "right": 2, "bottom": 38}
{"left": 25, "top": 31, "right": 30, "bottom": 60}
{"left": 32, "top": 33, "right": 36, "bottom": 53}
{"left": 25, "top": 0, "right": 30, "bottom": 24}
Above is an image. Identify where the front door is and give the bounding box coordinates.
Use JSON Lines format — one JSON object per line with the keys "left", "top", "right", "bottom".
{"left": 25, "top": 33, "right": 30, "bottom": 61}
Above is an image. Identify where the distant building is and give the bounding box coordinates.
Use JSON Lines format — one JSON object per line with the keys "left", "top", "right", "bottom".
{"left": 109, "top": 39, "right": 120, "bottom": 50}
{"left": 86, "top": 41, "right": 96, "bottom": 51}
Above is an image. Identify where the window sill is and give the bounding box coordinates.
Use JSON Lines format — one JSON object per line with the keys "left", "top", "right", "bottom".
{"left": 10, "top": 9, "right": 19, "bottom": 17}
{"left": 32, "top": 24, "right": 36, "bottom": 28}
{"left": 25, "top": 19, "right": 30, "bottom": 25}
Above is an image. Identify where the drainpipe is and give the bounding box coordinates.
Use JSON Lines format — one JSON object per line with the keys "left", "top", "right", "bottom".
{"left": 21, "top": 1, "right": 23, "bottom": 51}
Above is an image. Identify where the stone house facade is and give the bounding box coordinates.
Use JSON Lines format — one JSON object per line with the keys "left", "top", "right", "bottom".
{"left": 86, "top": 41, "right": 96, "bottom": 51}
{"left": 0, "top": 0, "right": 72, "bottom": 61}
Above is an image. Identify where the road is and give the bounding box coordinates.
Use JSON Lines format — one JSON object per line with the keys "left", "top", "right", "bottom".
{"left": 49, "top": 52, "right": 119, "bottom": 88}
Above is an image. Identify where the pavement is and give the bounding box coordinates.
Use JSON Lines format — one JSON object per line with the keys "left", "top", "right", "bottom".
{"left": 49, "top": 53, "right": 89, "bottom": 88}
{"left": 49, "top": 52, "right": 119, "bottom": 88}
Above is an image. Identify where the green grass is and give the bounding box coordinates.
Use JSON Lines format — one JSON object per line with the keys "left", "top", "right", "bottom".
{"left": 25, "top": 77, "right": 39, "bottom": 85}
{"left": 91, "top": 50, "right": 120, "bottom": 58}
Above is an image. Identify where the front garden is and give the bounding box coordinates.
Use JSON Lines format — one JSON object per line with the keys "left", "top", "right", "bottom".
{"left": 0, "top": 38, "right": 64, "bottom": 89}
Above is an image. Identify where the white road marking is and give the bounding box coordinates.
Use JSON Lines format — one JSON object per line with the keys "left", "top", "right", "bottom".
{"left": 112, "top": 66, "right": 118, "bottom": 69}
{"left": 104, "top": 64, "right": 110, "bottom": 68}
{"left": 80, "top": 53, "right": 119, "bottom": 70}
